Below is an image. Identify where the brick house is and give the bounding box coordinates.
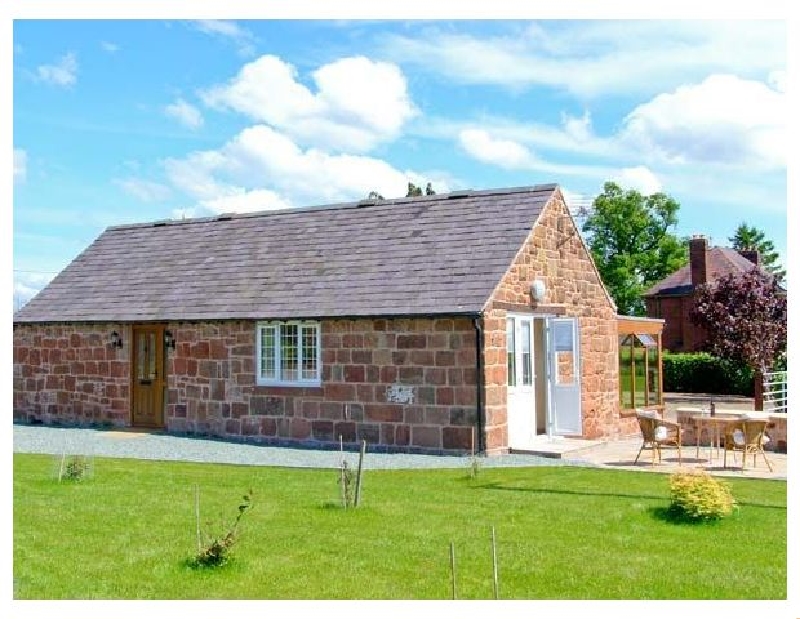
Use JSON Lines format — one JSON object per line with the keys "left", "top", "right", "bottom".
{"left": 643, "top": 235, "right": 767, "bottom": 353}
{"left": 13, "top": 184, "right": 638, "bottom": 455}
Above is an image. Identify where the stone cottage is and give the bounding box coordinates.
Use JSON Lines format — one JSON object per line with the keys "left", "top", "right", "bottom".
{"left": 13, "top": 184, "right": 637, "bottom": 454}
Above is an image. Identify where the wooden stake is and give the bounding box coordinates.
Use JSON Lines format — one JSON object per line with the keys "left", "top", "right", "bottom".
{"left": 339, "top": 435, "right": 347, "bottom": 508}
{"left": 471, "top": 427, "right": 475, "bottom": 459}
{"left": 491, "top": 526, "right": 499, "bottom": 600}
{"left": 450, "top": 541, "right": 457, "bottom": 600}
{"left": 354, "top": 439, "right": 366, "bottom": 507}
{"left": 195, "top": 484, "right": 201, "bottom": 552}
{"left": 58, "top": 450, "right": 66, "bottom": 483}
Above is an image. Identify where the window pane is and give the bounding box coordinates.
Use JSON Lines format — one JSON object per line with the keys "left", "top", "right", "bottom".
{"left": 281, "top": 323, "right": 299, "bottom": 382}
{"left": 647, "top": 346, "right": 660, "bottom": 405}
{"left": 137, "top": 333, "right": 146, "bottom": 381}
{"left": 619, "top": 335, "right": 633, "bottom": 409}
{"left": 554, "top": 322, "right": 575, "bottom": 385}
{"left": 506, "top": 318, "right": 516, "bottom": 387}
{"left": 148, "top": 333, "right": 156, "bottom": 379}
{"left": 260, "top": 326, "right": 276, "bottom": 379}
{"left": 554, "top": 321, "right": 573, "bottom": 352}
{"left": 301, "top": 325, "right": 317, "bottom": 380}
{"left": 633, "top": 343, "right": 646, "bottom": 407}
{"left": 555, "top": 350, "right": 575, "bottom": 385}
{"left": 521, "top": 321, "right": 532, "bottom": 386}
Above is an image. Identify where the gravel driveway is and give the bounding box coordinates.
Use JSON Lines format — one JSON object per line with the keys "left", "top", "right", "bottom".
{"left": 13, "top": 424, "right": 591, "bottom": 470}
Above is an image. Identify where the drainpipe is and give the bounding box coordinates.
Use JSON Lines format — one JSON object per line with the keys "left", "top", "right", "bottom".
{"left": 473, "top": 316, "right": 486, "bottom": 454}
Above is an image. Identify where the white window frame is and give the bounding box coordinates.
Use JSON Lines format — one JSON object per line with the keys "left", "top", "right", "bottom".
{"left": 255, "top": 320, "right": 322, "bottom": 387}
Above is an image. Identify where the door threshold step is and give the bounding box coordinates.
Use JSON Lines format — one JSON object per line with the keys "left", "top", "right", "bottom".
{"left": 510, "top": 439, "right": 606, "bottom": 459}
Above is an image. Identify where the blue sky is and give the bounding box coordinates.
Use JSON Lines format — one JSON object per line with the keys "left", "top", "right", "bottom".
{"left": 12, "top": 18, "right": 788, "bottom": 308}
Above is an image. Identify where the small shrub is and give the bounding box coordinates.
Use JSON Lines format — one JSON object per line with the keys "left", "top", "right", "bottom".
{"left": 193, "top": 489, "right": 253, "bottom": 568}
{"left": 669, "top": 470, "right": 736, "bottom": 521}
{"left": 59, "top": 455, "right": 90, "bottom": 482}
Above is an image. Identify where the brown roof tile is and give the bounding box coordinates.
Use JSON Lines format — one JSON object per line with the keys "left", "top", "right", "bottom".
{"left": 15, "top": 184, "right": 557, "bottom": 323}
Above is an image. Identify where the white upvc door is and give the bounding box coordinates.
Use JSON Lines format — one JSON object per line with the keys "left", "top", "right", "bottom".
{"left": 506, "top": 315, "right": 536, "bottom": 449}
{"left": 546, "top": 317, "right": 582, "bottom": 435}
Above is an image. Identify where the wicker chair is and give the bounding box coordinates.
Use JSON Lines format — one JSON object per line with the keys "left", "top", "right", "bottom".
{"left": 634, "top": 411, "right": 682, "bottom": 465}
{"left": 723, "top": 419, "right": 773, "bottom": 472}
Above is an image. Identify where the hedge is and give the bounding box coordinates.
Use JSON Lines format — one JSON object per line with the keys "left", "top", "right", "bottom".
{"left": 662, "top": 352, "right": 754, "bottom": 396}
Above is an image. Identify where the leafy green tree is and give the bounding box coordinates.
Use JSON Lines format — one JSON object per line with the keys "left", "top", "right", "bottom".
{"left": 728, "top": 222, "right": 784, "bottom": 281}
{"left": 406, "top": 182, "right": 436, "bottom": 197}
{"left": 368, "top": 182, "right": 435, "bottom": 201}
{"left": 582, "top": 181, "right": 688, "bottom": 316}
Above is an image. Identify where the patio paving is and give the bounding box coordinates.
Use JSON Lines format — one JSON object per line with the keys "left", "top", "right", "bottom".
{"left": 573, "top": 436, "right": 786, "bottom": 480}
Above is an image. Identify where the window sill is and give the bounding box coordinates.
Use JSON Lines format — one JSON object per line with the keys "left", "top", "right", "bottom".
{"left": 256, "top": 380, "right": 322, "bottom": 389}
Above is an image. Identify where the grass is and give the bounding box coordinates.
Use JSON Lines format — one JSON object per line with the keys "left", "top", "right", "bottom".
{"left": 13, "top": 453, "right": 786, "bottom": 599}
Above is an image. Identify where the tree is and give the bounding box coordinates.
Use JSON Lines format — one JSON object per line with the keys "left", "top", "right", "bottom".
{"left": 406, "top": 182, "right": 436, "bottom": 197}
{"left": 728, "top": 222, "right": 784, "bottom": 282}
{"left": 367, "top": 182, "right": 435, "bottom": 201}
{"left": 690, "top": 268, "right": 787, "bottom": 407}
{"left": 582, "top": 181, "right": 688, "bottom": 316}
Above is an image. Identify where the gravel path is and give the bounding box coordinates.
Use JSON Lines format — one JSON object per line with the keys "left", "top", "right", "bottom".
{"left": 13, "top": 424, "right": 593, "bottom": 470}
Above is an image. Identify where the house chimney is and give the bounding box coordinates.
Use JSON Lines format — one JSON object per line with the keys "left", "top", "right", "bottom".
{"left": 689, "top": 235, "right": 709, "bottom": 287}
{"left": 738, "top": 249, "right": 760, "bottom": 266}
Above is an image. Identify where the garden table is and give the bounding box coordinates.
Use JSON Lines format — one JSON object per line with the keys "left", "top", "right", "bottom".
{"left": 687, "top": 412, "right": 770, "bottom": 461}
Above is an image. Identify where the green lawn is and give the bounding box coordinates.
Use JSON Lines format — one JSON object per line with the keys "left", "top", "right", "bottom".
{"left": 13, "top": 453, "right": 786, "bottom": 599}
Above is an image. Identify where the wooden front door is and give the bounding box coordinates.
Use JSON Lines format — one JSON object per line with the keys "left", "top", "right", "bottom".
{"left": 131, "top": 324, "right": 165, "bottom": 428}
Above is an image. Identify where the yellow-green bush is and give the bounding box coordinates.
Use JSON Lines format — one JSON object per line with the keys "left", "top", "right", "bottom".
{"left": 669, "top": 470, "right": 736, "bottom": 521}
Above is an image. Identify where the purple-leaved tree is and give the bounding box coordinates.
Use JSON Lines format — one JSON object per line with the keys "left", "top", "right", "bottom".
{"left": 690, "top": 268, "right": 786, "bottom": 408}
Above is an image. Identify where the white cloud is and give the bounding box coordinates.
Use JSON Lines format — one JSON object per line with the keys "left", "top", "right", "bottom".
{"left": 202, "top": 189, "right": 293, "bottom": 214}
{"left": 115, "top": 178, "right": 172, "bottom": 202}
{"left": 458, "top": 129, "right": 533, "bottom": 169}
{"left": 620, "top": 74, "right": 786, "bottom": 169}
{"left": 164, "top": 98, "right": 204, "bottom": 130}
{"left": 561, "top": 187, "right": 594, "bottom": 218}
{"left": 163, "top": 151, "right": 235, "bottom": 202}
{"left": 382, "top": 21, "right": 785, "bottom": 97}
{"left": 768, "top": 70, "right": 786, "bottom": 92}
{"left": 202, "top": 55, "right": 416, "bottom": 152}
{"left": 612, "top": 166, "right": 663, "bottom": 195}
{"left": 419, "top": 113, "right": 622, "bottom": 162}
{"left": 192, "top": 20, "right": 256, "bottom": 56}
{"left": 561, "top": 110, "right": 592, "bottom": 142}
{"left": 456, "top": 128, "right": 614, "bottom": 180}
{"left": 439, "top": 71, "right": 785, "bottom": 180}
{"left": 14, "top": 149, "right": 27, "bottom": 183}
{"left": 163, "top": 124, "right": 449, "bottom": 215}
{"left": 36, "top": 52, "right": 78, "bottom": 87}
{"left": 101, "top": 41, "right": 119, "bottom": 53}
{"left": 13, "top": 272, "right": 55, "bottom": 309}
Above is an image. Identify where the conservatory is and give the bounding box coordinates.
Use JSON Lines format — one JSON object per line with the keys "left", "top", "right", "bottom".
{"left": 617, "top": 316, "right": 665, "bottom": 414}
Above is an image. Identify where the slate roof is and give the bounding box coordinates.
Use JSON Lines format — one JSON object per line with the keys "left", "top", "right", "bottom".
{"left": 15, "top": 184, "right": 559, "bottom": 323}
{"left": 643, "top": 247, "right": 766, "bottom": 297}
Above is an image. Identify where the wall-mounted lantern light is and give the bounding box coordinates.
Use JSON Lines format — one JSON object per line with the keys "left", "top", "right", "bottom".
{"left": 110, "top": 331, "right": 123, "bottom": 348}
{"left": 531, "top": 279, "right": 547, "bottom": 303}
{"left": 164, "top": 330, "right": 176, "bottom": 351}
